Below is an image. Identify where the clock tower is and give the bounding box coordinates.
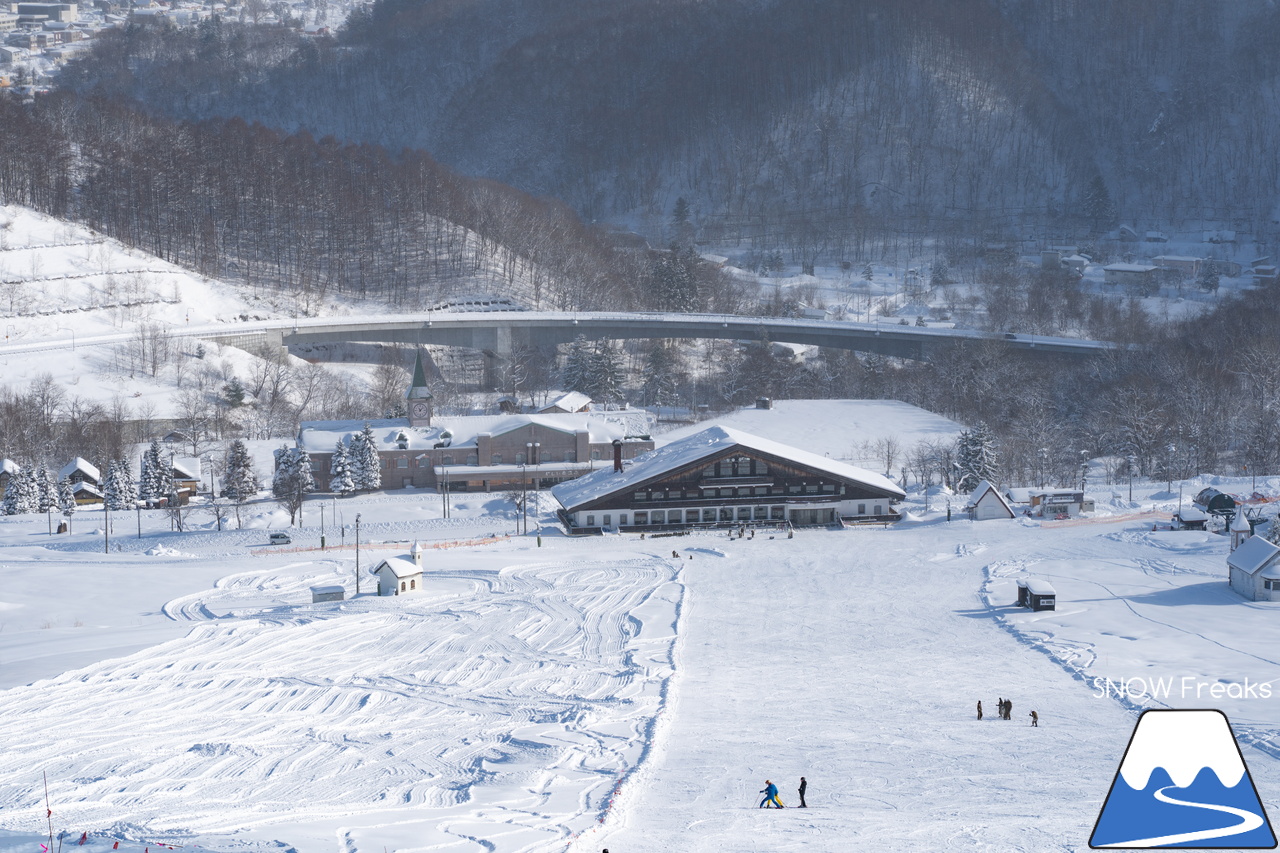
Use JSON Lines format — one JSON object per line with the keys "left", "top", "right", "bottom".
{"left": 405, "top": 348, "right": 434, "bottom": 427}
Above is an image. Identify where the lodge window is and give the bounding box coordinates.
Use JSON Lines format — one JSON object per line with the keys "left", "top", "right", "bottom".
{"left": 635, "top": 492, "right": 648, "bottom": 501}
{"left": 635, "top": 512, "right": 649, "bottom": 525}
{"left": 858, "top": 503, "right": 866, "bottom": 515}
{"left": 771, "top": 506, "right": 785, "bottom": 520}
{"left": 703, "top": 508, "right": 716, "bottom": 522}
{"left": 720, "top": 488, "right": 734, "bottom": 498}
{"left": 442, "top": 455, "right": 453, "bottom": 465}
{"left": 754, "top": 506, "right": 768, "bottom": 519}
{"left": 756, "top": 461, "right": 768, "bottom": 474}
{"left": 397, "top": 458, "right": 408, "bottom": 468}
{"left": 653, "top": 510, "right": 666, "bottom": 524}
{"left": 874, "top": 505, "right": 883, "bottom": 515}
{"left": 400, "top": 581, "right": 406, "bottom": 592}
{"left": 737, "top": 487, "right": 752, "bottom": 497}
{"left": 719, "top": 508, "right": 733, "bottom": 521}
{"left": 619, "top": 513, "right": 628, "bottom": 525}
{"left": 754, "top": 487, "right": 767, "bottom": 495}
{"left": 669, "top": 510, "right": 682, "bottom": 523}
{"left": 516, "top": 452, "right": 526, "bottom": 464}
{"left": 603, "top": 514, "right": 612, "bottom": 526}
{"left": 805, "top": 484, "right": 818, "bottom": 493}
{"left": 467, "top": 454, "right": 478, "bottom": 465}
{"left": 821, "top": 484, "right": 834, "bottom": 494}
{"left": 410, "top": 579, "right": 415, "bottom": 590}
{"left": 737, "top": 507, "right": 751, "bottom": 520}
{"left": 591, "top": 450, "right": 601, "bottom": 460}
{"left": 788, "top": 485, "right": 800, "bottom": 494}
{"left": 586, "top": 514, "right": 595, "bottom": 526}
{"left": 564, "top": 451, "right": 576, "bottom": 462}
{"left": 492, "top": 454, "right": 502, "bottom": 465}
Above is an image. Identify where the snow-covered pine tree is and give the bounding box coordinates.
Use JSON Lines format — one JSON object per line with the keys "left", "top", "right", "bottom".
{"left": 272, "top": 446, "right": 314, "bottom": 525}
{"left": 560, "top": 335, "right": 593, "bottom": 396}
{"left": 117, "top": 458, "right": 138, "bottom": 508}
{"left": 956, "top": 422, "right": 1000, "bottom": 493}
{"left": 139, "top": 439, "right": 165, "bottom": 504}
{"left": 222, "top": 439, "right": 260, "bottom": 501}
{"left": 2, "top": 467, "right": 37, "bottom": 515}
{"left": 104, "top": 459, "right": 137, "bottom": 510}
{"left": 589, "top": 340, "right": 623, "bottom": 404}
{"left": 35, "top": 466, "right": 58, "bottom": 513}
{"left": 58, "top": 477, "right": 76, "bottom": 527}
{"left": 329, "top": 438, "right": 355, "bottom": 495}
{"left": 351, "top": 423, "right": 382, "bottom": 491}
{"left": 641, "top": 342, "right": 680, "bottom": 406}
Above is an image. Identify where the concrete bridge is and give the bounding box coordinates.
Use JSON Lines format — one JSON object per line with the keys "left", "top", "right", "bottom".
{"left": 202, "top": 311, "right": 1118, "bottom": 364}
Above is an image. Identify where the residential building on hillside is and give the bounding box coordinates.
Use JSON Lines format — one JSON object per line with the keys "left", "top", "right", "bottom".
{"left": 551, "top": 425, "right": 906, "bottom": 534}
{"left": 1103, "top": 263, "right": 1158, "bottom": 288}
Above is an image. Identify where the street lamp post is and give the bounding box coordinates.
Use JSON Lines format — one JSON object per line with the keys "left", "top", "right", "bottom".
{"left": 355, "top": 513, "right": 362, "bottom": 595}
{"left": 1128, "top": 455, "right": 1136, "bottom": 503}
{"left": 320, "top": 503, "right": 326, "bottom": 551}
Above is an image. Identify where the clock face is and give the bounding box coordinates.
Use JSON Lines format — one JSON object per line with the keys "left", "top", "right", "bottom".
{"left": 411, "top": 402, "right": 429, "bottom": 418}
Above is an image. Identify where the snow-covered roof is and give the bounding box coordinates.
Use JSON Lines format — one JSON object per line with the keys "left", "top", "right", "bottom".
{"left": 539, "top": 391, "right": 591, "bottom": 413}
{"left": 0, "top": 459, "right": 19, "bottom": 476}
{"left": 1227, "top": 535, "right": 1280, "bottom": 575}
{"left": 1230, "top": 510, "right": 1252, "bottom": 532}
{"left": 1025, "top": 579, "right": 1056, "bottom": 596}
{"left": 1005, "top": 487, "right": 1033, "bottom": 503}
{"left": 1153, "top": 255, "right": 1201, "bottom": 263}
{"left": 1104, "top": 263, "right": 1158, "bottom": 273}
{"left": 1175, "top": 507, "right": 1208, "bottom": 522}
{"left": 373, "top": 556, "right": 421, "bottom": 579}
{"left": 299, "top": 412, "right": 651, "bottom": 454}
{"left": 172, "top": 458, "right": 201, "bottom": 480}
{"left": 966, "top": 480, "right": 1014, "bottom": 516}
{"left": 71, "top": 482, "right": 103, "bottom": 497}
{"left": 551, "top": 425, "right": 905, "bottom": 513}
{"left": 59, "top": 457, "right": 99, "bottom": 483}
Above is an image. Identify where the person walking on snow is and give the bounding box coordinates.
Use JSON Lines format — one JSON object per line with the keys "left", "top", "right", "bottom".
{"left": 798, "top": 776, "right": 808, "bottom": 808}
{"left": 1029, "top": 710, "right": 1038, "bottom": 727}
{"left": 977, "top": 700, "right": 983, "bottom": 720}
{"left": 759, "top": 779, "right": 784, "bottom": 808}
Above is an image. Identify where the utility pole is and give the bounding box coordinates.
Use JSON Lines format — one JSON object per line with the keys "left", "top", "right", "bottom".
{"left": 104, "top": 500, "right": 109, "bottom": 554}
{"left": 320, "top": 503, "right": 326, "bottom": 551}
{"left": 355, "top": 513, "right": 362, "bottom": 595}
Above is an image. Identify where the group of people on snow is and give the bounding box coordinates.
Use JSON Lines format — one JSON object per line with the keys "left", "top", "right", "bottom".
{"left": 977, "top": 698, "right": 1037, "bottom": 725}
{"left": 758, "top": 777, "right": 807, "bottom": 808}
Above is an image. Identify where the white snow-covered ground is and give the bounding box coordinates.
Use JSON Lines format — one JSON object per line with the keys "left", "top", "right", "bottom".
{"left": 3, "top": 475, "right": 1280, "bottom": 852}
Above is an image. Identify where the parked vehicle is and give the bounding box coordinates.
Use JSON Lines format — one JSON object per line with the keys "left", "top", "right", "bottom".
{"left": 268, "top": 532, "right": 292, "bottom": 545}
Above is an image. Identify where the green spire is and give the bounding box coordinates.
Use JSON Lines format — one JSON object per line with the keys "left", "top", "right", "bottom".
{"left": 407, "top": 349, "right": 433, "bottom": 400}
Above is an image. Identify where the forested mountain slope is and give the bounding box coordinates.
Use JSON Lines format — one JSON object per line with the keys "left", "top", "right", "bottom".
{"left": 61, "top": 0, "right": 1280, "bottom": 249}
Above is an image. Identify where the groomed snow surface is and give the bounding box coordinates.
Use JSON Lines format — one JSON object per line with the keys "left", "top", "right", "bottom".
{"left": 4, "top": 483, "right": 1280, "bottom": 852}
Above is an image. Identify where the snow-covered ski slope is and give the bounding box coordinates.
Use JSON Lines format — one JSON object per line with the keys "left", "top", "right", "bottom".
{"left": 5, "top": 487, "right": 1280, "bottom": 852}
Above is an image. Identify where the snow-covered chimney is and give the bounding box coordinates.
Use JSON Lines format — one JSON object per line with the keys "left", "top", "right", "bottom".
{"left": 612, "top": 439, "right": 623, "bottom": 473}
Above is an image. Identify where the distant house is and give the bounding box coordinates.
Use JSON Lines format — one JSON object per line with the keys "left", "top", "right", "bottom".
{"left": 1029, "top": 489, "right": 1093, "bottom": 517}
{"left": 539, "top": 392, "right": 592, "bottom": 414}
{"left": 59, "top": 457, "right": 100, "bottom": 488}
{"left": 373, "top": 542, "right": 424, "bottom": 596}
{"left": 1227, "top": 535, "right": 1280, "bottom": 601}
{"left": 1117, "top": 225, "right": 1139, "bottom": 242}
{"left": 1145, "top": 231, "right": 1168, "bottom": 243}
{"left": 1153, "top": 255, "right": 1201, "bottom": 278}
{"left": 1103, "top": 264, "right": 1158, "bottom": 288}
{"left": 1204, "top": 230, "right": 1237, "bottom": 244}
{"left": 1253, "top": 265, "right": 1278, "bottom": 286}
{"left": 172, "top": 458, "right": 201, "bottom": 493}
{"left": 71, "top": 481, "right": 103, "bottom": 505}
{"left": 966, "top": 480, "right": 1015, "bottom": 521}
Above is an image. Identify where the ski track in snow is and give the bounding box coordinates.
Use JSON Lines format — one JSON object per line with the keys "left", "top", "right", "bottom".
{"left": 0, "top": 555, "right": 684, "bottom": 852}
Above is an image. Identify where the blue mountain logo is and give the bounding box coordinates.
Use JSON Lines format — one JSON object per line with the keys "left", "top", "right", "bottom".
{"left": 1091, "top": 709, "right": 1276, "bottom": 848}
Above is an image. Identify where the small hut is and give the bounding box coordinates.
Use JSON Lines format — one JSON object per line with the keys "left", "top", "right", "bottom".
{"left": 966, "top": 480, "right": 1015, "bottom": 521}
{"left": 1025, "top": 579, "right": 1057, "bottom": 611}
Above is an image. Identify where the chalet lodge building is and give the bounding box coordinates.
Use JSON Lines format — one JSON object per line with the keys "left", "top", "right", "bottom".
{"left": 552, "top": 425, "right": 906, "bottom": 533}
{"left": 297, "top": 351, "right": 654, "bottom": 493}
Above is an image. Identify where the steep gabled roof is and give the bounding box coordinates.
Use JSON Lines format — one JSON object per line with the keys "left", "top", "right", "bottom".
{"left": 1228, "top": 535, "right": 1280, "bottom": 575}
{"left": 59, "top": 457, "right": 100, "bottom": 483}
{"left": 374, "top": 556, "right": 422, "bottom": 579}
{"left": 966, "top": 480, "right": 1015, "bottom": 517}
{"left": 552, "top": 425, "right": 904, "bottom": 513}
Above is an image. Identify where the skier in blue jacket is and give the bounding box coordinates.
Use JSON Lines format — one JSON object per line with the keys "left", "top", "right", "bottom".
{"left": 759, "top": 779, "right": 784, "bottom": 808}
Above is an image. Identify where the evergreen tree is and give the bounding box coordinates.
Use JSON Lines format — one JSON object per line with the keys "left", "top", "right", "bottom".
{"left": 589, "top": 339, "right": 624, "bottom": 404}
{"left": 58, "top": 477, "right": 76, "bottom": 528}
{"left": 36, "top": 466, "right": 58, "bottom": 513}
{"left": 2, "top": 467, "right": 37, "bottom": 515}
{"left": 222, "top": 439, "right": 260, "bottom": 501}
{"left": 1197, "top": 261, "right": 1221, "bottom": 293}
{"left": 105, "top": 458, "right": 138, "bottom": 510}
{"left": 139, "top": 439, "right": 171, "bottom": 505}
{"left": 272, "top": 446, "right": 314, "bottom": 525}
{"left": 641, "top": 342, "right": 681, "bottom": 407}
{"left": 329, "top": 438, "right": 355, "bottom": 495}
{"left": 350, "top": 423, "right": 382, "bottom": 491}
{"left": 1083, "top": 175, "right": 1117, "bottom": 230}
{"left": 223, "top": 376, "right": 247, "bottom": 407}
{"left": 560, "top": 335, "right": 593, "bottom": 395}
{"left": 930, "top": 259, "right": 951, "bottom": 286}
{"left": 956, "top": 422, "right": 1000, "bottom": 492}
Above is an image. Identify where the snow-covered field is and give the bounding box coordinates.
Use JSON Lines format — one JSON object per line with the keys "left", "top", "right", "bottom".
{"left": 4, "top": 476, "right": 1280, "bottom": 852}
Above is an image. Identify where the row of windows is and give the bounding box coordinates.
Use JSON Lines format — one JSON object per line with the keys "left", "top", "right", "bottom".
{"left": 318, "top": 450, "right": 602, "bottom": 472}
{"left": 635, "top": 484, "right": 841, "bottom": 500}
{"left": 702, "top": 458, "right": 770, "bottom": 477}
{"left": 582, "top": 501, "right": 887, "bottom": 528}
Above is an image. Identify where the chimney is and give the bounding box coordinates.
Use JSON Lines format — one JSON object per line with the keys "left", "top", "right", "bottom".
{"left": 612, "top": 439, "right": 623, "bottom": 473}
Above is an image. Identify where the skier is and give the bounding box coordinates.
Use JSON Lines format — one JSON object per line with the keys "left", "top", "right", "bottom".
{"left": 798, "top": 776, "right": 808, "bottom": 808}
{"left": 1030, "top": 710, "right": 1039, "bottom": 727}
{"left": 977, "top": 700, "right": 983, "bottom": 720}
{"left": 759, "top": 779, "right": 784, "bottom": 808}
{"left": 1004, "top": 699, "right": 1013, "bottom": 721}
